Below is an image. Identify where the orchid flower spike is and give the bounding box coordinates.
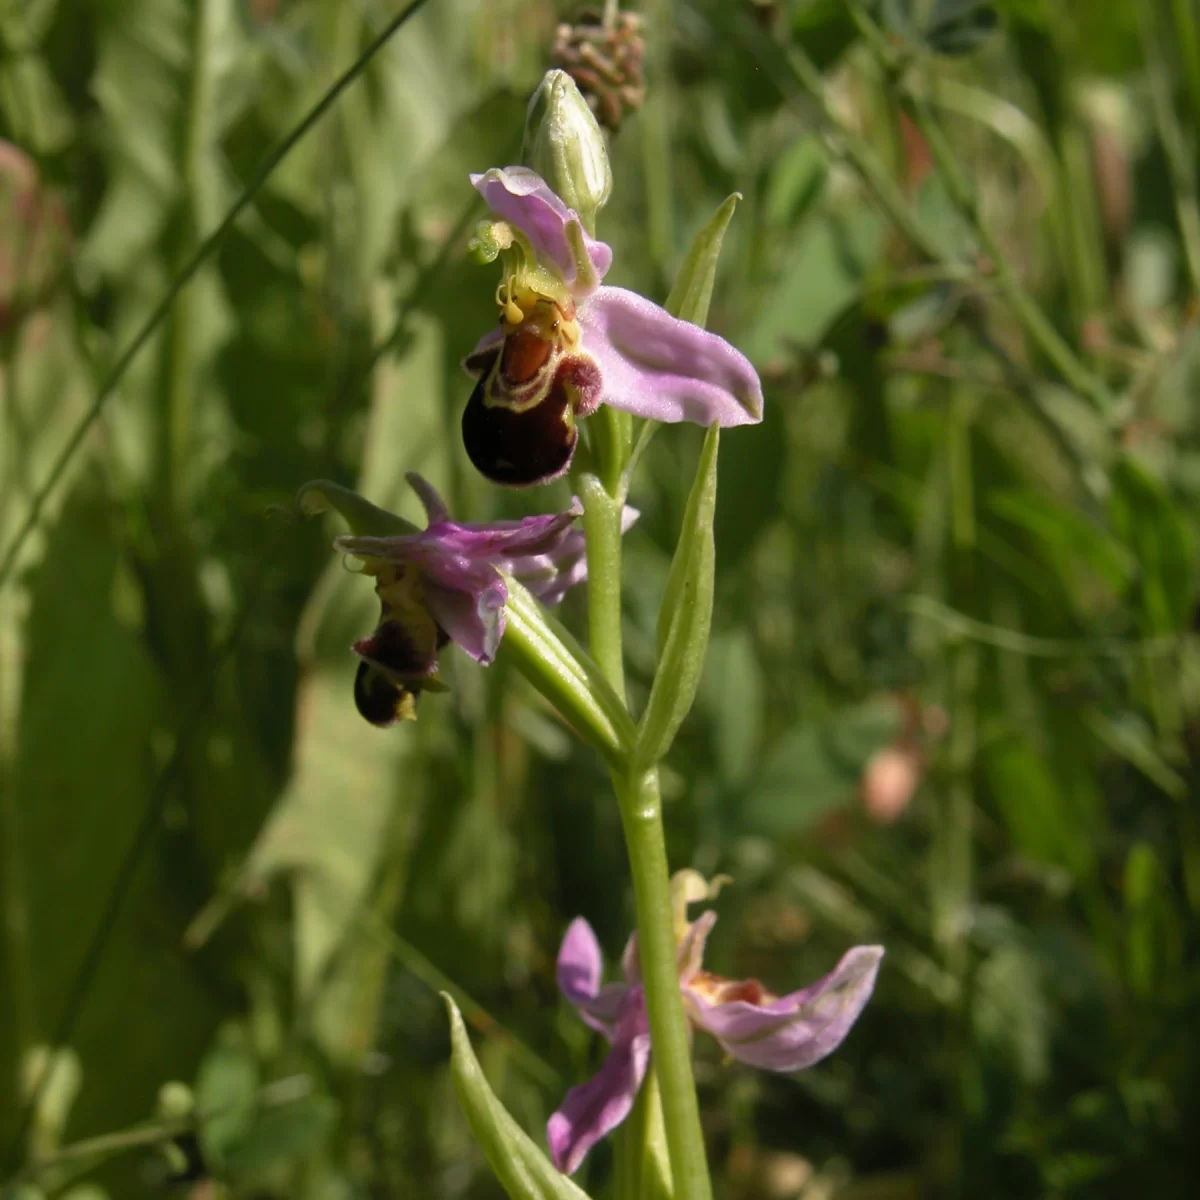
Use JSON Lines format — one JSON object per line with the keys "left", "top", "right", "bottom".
{"left": 462, "top": 167, "right": 764, "bottom": 486}
{"left": 548, "top": 871, "right": 884, "bottom": 1175}
{"left": 299, "top": 473, "right": 632, "bottom": 726}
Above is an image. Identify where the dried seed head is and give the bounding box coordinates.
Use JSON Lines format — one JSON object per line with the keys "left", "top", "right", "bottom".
{"left": 550, "top": 7, "right": 646, "bottom": 133}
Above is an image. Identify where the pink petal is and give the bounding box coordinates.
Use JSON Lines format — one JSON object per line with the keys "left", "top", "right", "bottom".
{"left": 557, "top": 917, "right": 629, "bottom": 1038}
{"left": 422, "top": 576, "right": 507, "bottom": 665}
{"left": 687, "top": 946, "right": 883, "bottom": 1072}
{"left": 578, "top": 287, "right": 763, "bottom": 427}
{"left": 471, "top": 166, "right": 612, "bottom": 287}
{"left": 339, "top": 511, "right": 580, "bottom": 571}
{"left": 547, "top": 989, "right": 650, "bottom": 1175}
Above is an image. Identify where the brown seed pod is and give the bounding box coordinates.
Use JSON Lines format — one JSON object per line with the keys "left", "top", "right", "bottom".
{"left": 550, "top": 8, "right": 646, "bottom": 133}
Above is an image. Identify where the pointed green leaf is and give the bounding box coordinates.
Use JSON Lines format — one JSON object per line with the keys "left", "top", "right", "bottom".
{"left": 636, "top": 424, "right": 719, "bottom": 769}
{"left": 664, "top": 194, "right": 740, "bottom": 326}
{"left": 613, "top": 1068, "right": 673, "bottom": 1200}
{"left": 502, "top": 578, "right": 634, "bottom": 765}
{"left": 443, "top": 996, "right": 593, "bottom": 1200}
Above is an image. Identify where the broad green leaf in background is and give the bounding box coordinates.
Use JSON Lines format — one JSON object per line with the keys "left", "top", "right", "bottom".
{"left": 741, "top": 212, "right": 884, "bottom": 368}
{"left": 736, "top": 697, "right": 904, "bottom": 835}
{"left": 981, "top": 738, "right": 1100, "bottom": 882}
{"left": 764, "top": 136, "right": 829, "bottom": 230}
{"left": 223, "top": 1094, "right": 339, "bottom": 1179}
{"left": 700, "top": 630, "right": 766, "bottom": 788}
{"left": 231, "top": 313, "right": 450, "bottom": 1062}
{"left": 195, "top": 1024, "right": 259, "bottom": 1171}
{"left": 4, "top": 477, "right": 224, "bottom": 1151}
{"left": 443, "top": 996, "right": 592, "bottom": 1200}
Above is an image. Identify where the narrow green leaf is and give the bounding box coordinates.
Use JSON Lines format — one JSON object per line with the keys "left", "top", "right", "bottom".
{"left": 613, "top": 1068, "right": 673, "bottom": 1200}
{"left": 443, "top": 995, "right": 593, "bottom": 1200}
{"left": 1123, "top": 842, "right": 1183, "bottom": 998}
{"left": 637, "top": 424, "right": 719, "bottom": 769}
{"left": 1084, "top": 708, "right": 1186, "bottom": 800}
{"left": 502, "top": 579, "right": 634, "bottom": 765}
{"left": 664, "top": 194, "right": 740, "bottom": 326}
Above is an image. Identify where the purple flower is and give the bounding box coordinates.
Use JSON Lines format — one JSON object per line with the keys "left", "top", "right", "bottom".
{"left": 318, "top": 472, "right": 615, "bottom": 726}
{"left": 462, "top": 166, "right": 763, "bottom": 487}
{"left": 547, "top": 872, "right": 884, "bottom": 1175}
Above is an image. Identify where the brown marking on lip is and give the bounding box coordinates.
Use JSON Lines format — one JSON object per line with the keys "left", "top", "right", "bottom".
{"left": 501, "top": 329, "right": 553, "bottom": 386}
{"left": 690, "top": 972, "right": 774, "bottom": 1007}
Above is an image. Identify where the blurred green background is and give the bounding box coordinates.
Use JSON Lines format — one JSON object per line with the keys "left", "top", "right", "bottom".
{"left": 2, "top": 0, "right": 1200, "bottom": 1196}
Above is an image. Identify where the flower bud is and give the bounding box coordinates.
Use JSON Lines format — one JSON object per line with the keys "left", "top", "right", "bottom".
{"left": 522, "top": 69, "right": 612, "bottom": 235}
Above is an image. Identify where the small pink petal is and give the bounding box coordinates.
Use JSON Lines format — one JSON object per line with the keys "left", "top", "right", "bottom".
{"left": 422, "top": 577, "right": 506, "bottom": 666}
{"left": 556, "top": 917, "right": 629, "bottom": 1038}
{"left": 471, "top": 167, "right": 612, "bottom": 287}
{"left": 547, "top": 989, "right": 650, "bottom": 1175}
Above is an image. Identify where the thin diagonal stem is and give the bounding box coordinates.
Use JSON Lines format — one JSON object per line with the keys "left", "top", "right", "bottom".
{"left": 0, "top": 0, "right": 436, "bottom": 594}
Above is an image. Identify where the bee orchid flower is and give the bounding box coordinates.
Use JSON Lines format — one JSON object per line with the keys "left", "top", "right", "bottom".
{"left": 300, "top": 474, "right": 632, "bottom": 725}
{"left": 548, "top": 872, "right": 884, "bottom": 1175}
{"left": 462, "top": 166, "right": 763, "bottom": 486}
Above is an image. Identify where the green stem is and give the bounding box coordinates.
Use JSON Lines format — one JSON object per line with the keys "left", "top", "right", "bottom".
{"left": 579, "top": 468, "right": 712, "bottom": 1199}
{"left": 10, "top": 1118, "right": 193, "bottom": 1185}
{"left": 578, "top": 472, "right": 627, "bottom": 697}
{"left": 616, "top": 769, "right": 712, "bottom": 1200}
